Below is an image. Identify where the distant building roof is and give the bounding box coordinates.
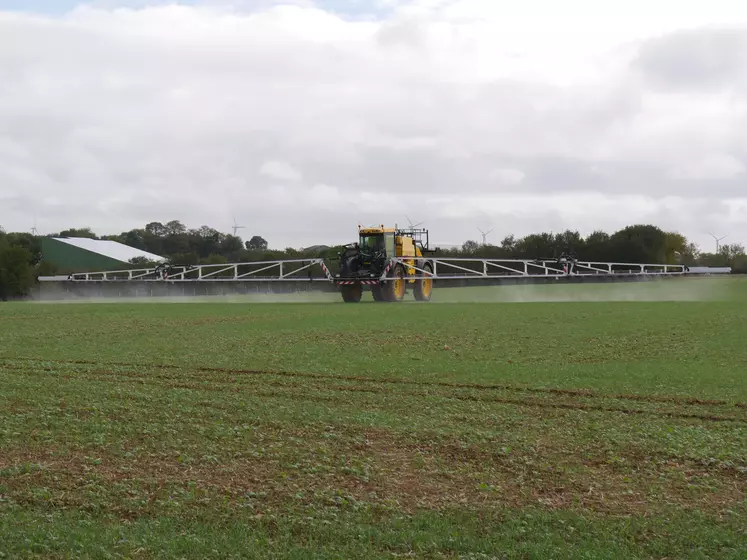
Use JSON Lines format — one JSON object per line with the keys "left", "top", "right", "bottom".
{"left": 52, "top": 237, "right": 166, "bottom": 264}
{"left": 687, "top": 266, "right": 732, "bottom": 274}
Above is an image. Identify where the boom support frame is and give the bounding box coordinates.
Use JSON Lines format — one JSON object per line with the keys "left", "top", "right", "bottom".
{"left": 56, "top": 256, "right": 694, "bottom": 284}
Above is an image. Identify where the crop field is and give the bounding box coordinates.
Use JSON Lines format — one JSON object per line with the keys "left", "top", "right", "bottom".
{"left": 1, "top": 278, "right": 746, "bottom": 558}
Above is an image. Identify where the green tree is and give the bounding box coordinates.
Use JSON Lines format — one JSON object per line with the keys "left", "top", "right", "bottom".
{"left": 461, "top": 240, "right": 479, "bottom": 254}
{"left": 145, "top": 222, "right": 168, "bottom": 237}
{"left": 121, "top": 229, "right": 148, "bottom": 251}
{"left": 5, "top": 232, "right": 41, "bottom": 265}
{"left": 0, "top": 246, "right": 34, "bottom": 300}
{"left": 57, "top": 228, "right": 97, "bottom": 239}
{"left": 663, "top": 231, "right": 698, "bottom": 264}
{"left": 609, "top": 224, "right": 669, "bottom": 263}
{"left": 500, "top": 234, "right": 517, "bottom": 254}
{"left": 582, "top": 230, "right": 611, "bottom": 262}
{"left": 246, "top": 235, "right": 268, "bottom": 251}
{"left": 515, "top": 233, "right": 556, "bottom": 258}
{"left": 221, "top": 235, "right": 244, "bottom": 255}
{"left": 719, "top": 243, "right": 746, "bottom": 268}
{"left": 165, "top": 220, "right": 186, "bottom": 236}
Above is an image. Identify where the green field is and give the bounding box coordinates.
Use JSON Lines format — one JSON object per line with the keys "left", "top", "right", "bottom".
{"left": 1, "top": 278, "right": 746, "bottom": 558}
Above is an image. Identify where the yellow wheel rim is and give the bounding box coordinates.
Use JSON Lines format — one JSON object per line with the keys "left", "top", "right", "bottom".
{"left": 394, "top": 276, "right": 405, "bottom": 298}
{"left": 422, "top": 277, "right": 432, "bottom": 296}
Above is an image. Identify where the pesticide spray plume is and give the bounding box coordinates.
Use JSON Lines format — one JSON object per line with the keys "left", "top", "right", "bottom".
{"left": 30, "top": 275, "right": 740, "bottom": 305}
{"left": 30, "top": 279, "right": 341, "bottom": 304}
{"left": 426, "top": 276, "right": 736, "bottom": 304}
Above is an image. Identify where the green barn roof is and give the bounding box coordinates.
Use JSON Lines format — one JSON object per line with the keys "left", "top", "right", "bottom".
{"left": 42, "top": 237, "right": 166, "bottom": 274}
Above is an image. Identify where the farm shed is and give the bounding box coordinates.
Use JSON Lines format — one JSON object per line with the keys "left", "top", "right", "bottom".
{"left": 41, "top": 237, "right": 166, "bottom": 273}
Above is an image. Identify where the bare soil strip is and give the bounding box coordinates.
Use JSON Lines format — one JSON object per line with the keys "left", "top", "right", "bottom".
{"left": 1, "top": 428, "right": 743, "bottom": 518}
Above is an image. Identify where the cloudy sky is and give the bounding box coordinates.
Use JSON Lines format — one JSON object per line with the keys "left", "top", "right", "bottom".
{"left": 1, "top": 0, "right": 746, "bottom": 251}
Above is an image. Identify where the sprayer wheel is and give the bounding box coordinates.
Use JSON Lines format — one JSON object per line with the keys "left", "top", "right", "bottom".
{"left": 372, "top": 284, "right": 386, "bottom": 302}
{"left": 414, "top": 262, "right": 434, "bottom": 301}
{"left": 340, "top": 284, "right": 362, "bottom": 303}
{"left": 384, "top": 264, "right": 406, "bottom": 302}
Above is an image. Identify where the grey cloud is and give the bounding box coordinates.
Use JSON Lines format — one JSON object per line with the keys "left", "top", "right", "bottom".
{"left": 292, "top": 144, "right": 747, "bottom": 201}
{"left": 632, "top": 26, "right": 747, "bottom": 91}
{"left": 1, "top": 6, "right": 747, "bottom": 248}
{"left": 519, "top": 156, "right": 746, "bottom": 198}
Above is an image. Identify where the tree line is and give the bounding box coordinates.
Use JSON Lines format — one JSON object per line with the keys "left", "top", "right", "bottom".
{"left": 1, "top": 220, "right": 745, "bottom": 299}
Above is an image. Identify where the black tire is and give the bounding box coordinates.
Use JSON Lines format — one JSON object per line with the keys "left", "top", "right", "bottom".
{"left": 340, "top": 284, "right": 362, "bottom": 303}
{"left": 413, "top": 261, "right": 433, "bottom": 301}
{"left": 371, "top": 284, "right": 386, "bottom": 302}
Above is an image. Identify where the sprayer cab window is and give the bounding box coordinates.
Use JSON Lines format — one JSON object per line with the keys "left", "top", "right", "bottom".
{"left": 359, "top": 235, "right": 384, "bottom": 253}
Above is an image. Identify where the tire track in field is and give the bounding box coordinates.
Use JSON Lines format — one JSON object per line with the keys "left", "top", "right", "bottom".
{"left": 2, "top": 359, "right": 746, "bottom": 424}
{"left": 3, "top": 356, "right": 745, "bottom": 409}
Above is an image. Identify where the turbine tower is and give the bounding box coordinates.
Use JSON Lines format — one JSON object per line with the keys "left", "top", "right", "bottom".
{"left": 478, "top": 227, "right": 494, "bottom": 246}
{"left": 232, "top": 216, "right": 245, "bottom": 237}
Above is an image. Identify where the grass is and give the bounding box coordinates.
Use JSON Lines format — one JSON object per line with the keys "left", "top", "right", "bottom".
{"left": 1, "top": 277, "right": 746, "bottom": 558}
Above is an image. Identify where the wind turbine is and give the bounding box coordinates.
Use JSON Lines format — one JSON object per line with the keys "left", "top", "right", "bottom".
{"left": 405, "top": 215, "right": 424, "bottom": 230}
{"left": 232, "top": 216, "right": 245, "bottom": 237}
{"left": 708, "top": 231, "right": 728, "bottom": 253}
{"left": 477, "top": 227, "right": 494, "bottom": 246}
{"left": 31, "top": 216, "right": 39, "bottom": 236}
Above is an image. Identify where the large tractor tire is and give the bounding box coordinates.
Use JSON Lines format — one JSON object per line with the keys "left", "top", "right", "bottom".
{"left": 340, "top": 283, "right": 362, "bottom": 303}
{"left": 413, "top": 261, "right": 434, "bottom": 301}
{"left": 384, "top": 264, "right": 407, "bottom": 302}
{"left": 371, "top": 284, "right": 387, "bottom": 302}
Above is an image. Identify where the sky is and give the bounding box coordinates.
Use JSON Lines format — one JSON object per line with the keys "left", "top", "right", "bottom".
{"left": 1, "top": 1, "right": 747, "bottom": 251}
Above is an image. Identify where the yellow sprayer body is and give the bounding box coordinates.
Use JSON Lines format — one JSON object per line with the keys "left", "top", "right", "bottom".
{"left": 395, "top": 234, "right": 423, "bottom": 284}
{"left": 357, "top": 225, "right": 425, "bottom": 284}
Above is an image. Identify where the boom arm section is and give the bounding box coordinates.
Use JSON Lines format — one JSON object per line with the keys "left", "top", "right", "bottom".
{"left": 55, "top": 256, "right": 699, "bottom": 284}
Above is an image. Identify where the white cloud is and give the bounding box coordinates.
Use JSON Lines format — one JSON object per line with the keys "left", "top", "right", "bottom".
{"left": 307, "top": 183, "right": 342, "bottom": 208}
{"left": 490, "top": 168, "right": 525, "bottom": 186}
{"left": 669, "top": 153, "right": 745, "bottom": 181}
{"left": 259, "top": 160, "right": 303, "bottom": 182}
{"left": 1, "top": 1, "right": 747, "bottom": 252}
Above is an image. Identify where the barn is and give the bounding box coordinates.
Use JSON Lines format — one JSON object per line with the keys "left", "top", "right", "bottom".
{"left": 41, "top": 237, "right": 166, "bottom": 274}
